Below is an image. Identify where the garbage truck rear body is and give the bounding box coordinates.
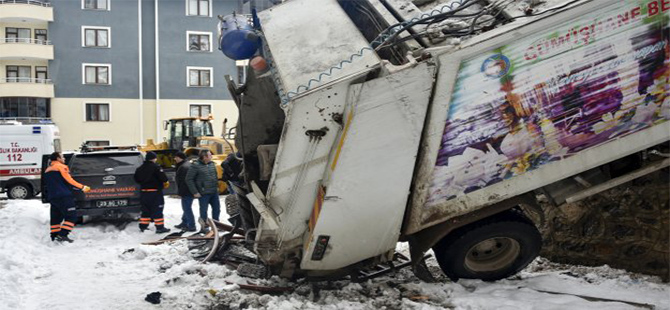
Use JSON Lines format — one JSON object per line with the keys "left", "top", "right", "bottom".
{"left": 222, "top": 0, "right": 670, "bottom": 280}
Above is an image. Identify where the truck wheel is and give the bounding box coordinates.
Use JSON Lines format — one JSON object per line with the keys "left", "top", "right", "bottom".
{"left": 7, "top": 183, "right": 33, "bottom": 199}
{"left": 433, "top": 214, "right": 541, "bottom": 281}
{"left": 225, "top": 194, "right": 240, "bottom": 216}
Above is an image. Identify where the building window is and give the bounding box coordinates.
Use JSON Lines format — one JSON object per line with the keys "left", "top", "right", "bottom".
{"left": 82, "top": 27, "right": 110, "bottom": 47}
{"left": 83, "top": 0, "right": 109, "bottom": 10}
{"left": 6, "top": 65, "right": 31, "bottom": 83}
{"left": 187, "top": 32, "right": 211, "bottom": 52}
{"left": 83, "top": 64, "right": 111, "bottom": 85}
{"left": 187, "top": 67, "right": 212, "bottom": 87}
{"left": 186, "top": 0, "right": 210, "bottom": 16}
{"left": 5, "top": 27, "right": 18, "bottom": 39}
{"left": 0, "top": 97, "right": 50, "bottom": 118}
{"left": 189, "top": 104, "right": 211, "bottom": 117}
{"left": 85, "top": 103, "right": 110, "bottom": 121}
{"left": 35, "top": 29, "right": 48, "bottom": 44}
{"left": 85, "top": 140, "right": 110, "bottom": 147}
{"left": 5, "top": 28, "right": 31, "bottom": 43}
{"left": 35, "top": 66, "right": 48, "bottom": 83}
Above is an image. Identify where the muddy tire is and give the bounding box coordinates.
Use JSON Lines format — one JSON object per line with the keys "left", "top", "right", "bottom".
{"left": 433, "top": 212, "right": 541, "bottom": 281}
{"left": 225, "top": 194, "right": 240, "bottom": 217}
{"left": 7, "top": 183, "right": 33, "bottom": 199}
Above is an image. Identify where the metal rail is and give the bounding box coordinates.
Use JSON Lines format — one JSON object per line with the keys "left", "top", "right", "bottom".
{"left": 0, "top": 117, "right": 52, "bottom": 125}
{"left": 0, "top": 78, "right": 52, "bottom": 84}
{"left": 0, "top": 0, "right": 51, "bottom": 7}
{"left": 565, "top": 158, "right": 670, "bottom": 203}
{"left": 0, "top": 38, "right": 52, "bottom": 45}
{"left": 201, "top": 218, "right": 220, "bottom": 263}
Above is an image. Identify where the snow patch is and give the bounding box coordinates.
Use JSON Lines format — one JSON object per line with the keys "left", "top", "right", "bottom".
{"left": 0, "top": 197, "right": 668, "bottom": 310}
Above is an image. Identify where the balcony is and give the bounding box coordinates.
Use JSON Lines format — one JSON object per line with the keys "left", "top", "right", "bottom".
{"left": 0, "top": 0, "right": 53, "bottom": 22}
{"left": 0, "top": 78, "right": 54, "bottom": 98}
{"left": 0, "top": 38, "right": 53, "bottom": 60}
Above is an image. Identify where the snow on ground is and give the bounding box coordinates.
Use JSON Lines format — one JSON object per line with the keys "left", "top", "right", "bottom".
{"left": 0, "top": 197, "right": 668, "bottom": 310}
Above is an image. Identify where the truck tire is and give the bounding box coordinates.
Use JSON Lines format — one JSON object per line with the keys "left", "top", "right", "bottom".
{"left": 225, "top": 194, "right": 240, "bottom": 216}
{"left": 433, "top": 213, "right": 541, "bottom": 281}
{"left": 7, "top": 183, "right": 33, "bottom": 200}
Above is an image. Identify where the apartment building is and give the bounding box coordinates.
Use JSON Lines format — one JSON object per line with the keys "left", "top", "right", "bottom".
{"left": 0, "top": 0, "right": 53, "bottom": 120}
{"left": 1, "top": 0, "right": 267, "bottom": 150}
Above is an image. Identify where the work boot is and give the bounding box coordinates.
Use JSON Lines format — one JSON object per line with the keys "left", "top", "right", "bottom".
{"left": 198, "top": 217, "right": 208, "bottom": 227}
{"left": 55, "top": 235, "right": 74, "bottom": 243}
{"left": 184, "top": 227, "right": 197, "bottom": 232}
{"left": 155, "top": 227, "right": 171, "bottom": 234}
{"left": 198, "top": 217, "right": 210, "bottom": 233}
{"left": 174, "top": 223, "right": 186, "bottom": 230}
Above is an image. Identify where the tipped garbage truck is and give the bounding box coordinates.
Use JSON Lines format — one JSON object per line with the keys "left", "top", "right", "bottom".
{"left": 218, "top": 0, "right": 669, "bottom": 281}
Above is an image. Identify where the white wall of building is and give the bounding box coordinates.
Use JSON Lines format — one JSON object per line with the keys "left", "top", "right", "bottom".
{"left": 52, "top": 97, "right": 238, "bottom": 150}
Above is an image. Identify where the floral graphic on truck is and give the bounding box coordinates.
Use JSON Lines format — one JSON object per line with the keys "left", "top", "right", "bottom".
{"left": 427, "top": 1, "right": 669, "bottom": 206}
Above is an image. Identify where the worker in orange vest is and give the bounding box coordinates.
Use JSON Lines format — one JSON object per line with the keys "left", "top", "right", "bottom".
{"left": 44, "top": 152, "right": 90, "bottom": 243}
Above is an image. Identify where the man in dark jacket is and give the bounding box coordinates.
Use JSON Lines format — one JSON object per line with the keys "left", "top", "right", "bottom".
{"left": 186, "top": 149, "right": 220, "bottom": 231}
{"left": 173, "top": 152, "right": 196, "bottom": 231}
{"left": 133, "top": 151, "right": 170, "bottom": 234}
{"left": 221, "top": 152, "right": 243, "bottom": 186}
{"left": 44, "top": 152, "right": 91, "bottom": 242}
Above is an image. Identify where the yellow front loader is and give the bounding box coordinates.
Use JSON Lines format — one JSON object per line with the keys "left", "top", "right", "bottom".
{"left": 139, "top": 117, "right": 236, "bottom": 194}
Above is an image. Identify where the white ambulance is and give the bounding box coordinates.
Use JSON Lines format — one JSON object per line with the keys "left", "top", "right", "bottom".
{"left": 0, "top": 119, "right": 61, "bottom": 199}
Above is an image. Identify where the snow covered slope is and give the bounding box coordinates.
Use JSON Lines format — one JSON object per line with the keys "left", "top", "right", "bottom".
{"left": 0, "top": 197, "right": 668, "bottom": 309}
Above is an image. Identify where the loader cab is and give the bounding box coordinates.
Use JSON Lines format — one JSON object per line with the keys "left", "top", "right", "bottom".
{"left": 166, "top": 118, "right": 214, "bottom": 150}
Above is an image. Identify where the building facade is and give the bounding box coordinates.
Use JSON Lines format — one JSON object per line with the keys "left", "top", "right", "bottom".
{"left": 0, "top": 0, "right": 53, "bottom": 120}
{"left": 1, "top": 0, "right": 257, "bottom": 150}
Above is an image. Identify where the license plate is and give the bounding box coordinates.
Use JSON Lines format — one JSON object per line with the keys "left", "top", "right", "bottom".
{"left": 96, "top": 199, "right": 128, "bottom": 208}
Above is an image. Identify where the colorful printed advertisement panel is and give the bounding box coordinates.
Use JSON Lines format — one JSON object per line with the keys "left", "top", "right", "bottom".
{"left": 427, "top": 1, "right": 669, "bottom": 206}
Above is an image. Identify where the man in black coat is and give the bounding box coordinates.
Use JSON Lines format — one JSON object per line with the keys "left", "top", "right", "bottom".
{"left": 173, "top": 152, "right": 196, "bottom": 231}
{"left": 133, "top": 151, "right": 170, "bottom": 233}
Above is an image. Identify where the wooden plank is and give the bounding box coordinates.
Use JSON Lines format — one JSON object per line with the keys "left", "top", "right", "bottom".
{"left": 212, "top": 219, "right": 245, "bottom": 235}
{"left": 141, "top": 230, "right": 214, "bottom": 246}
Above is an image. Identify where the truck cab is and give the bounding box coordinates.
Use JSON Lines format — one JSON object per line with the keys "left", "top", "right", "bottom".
{"left": 166, "top": 117, "right": 215, "bottom": 150}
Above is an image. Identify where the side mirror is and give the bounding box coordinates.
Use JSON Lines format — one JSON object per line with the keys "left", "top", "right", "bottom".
{"left": 163, "top": 120, "right": 169, "bottom": 131}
